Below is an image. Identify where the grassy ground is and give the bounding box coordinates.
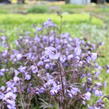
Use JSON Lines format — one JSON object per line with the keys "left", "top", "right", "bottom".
{"left": 0, "top": 2, "right": 109, "bottom": 108}
{"left": 0, "top": 13, "right": 103, "bottom": 43}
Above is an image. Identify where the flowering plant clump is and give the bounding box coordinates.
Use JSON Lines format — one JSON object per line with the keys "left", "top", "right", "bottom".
{"left": 0, "top": 19, "right": 108, "bottom": 109}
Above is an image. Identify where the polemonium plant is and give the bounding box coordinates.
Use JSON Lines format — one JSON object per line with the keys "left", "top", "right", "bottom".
{"left": 0, "top": 19, "right": 108, "bottom": 109}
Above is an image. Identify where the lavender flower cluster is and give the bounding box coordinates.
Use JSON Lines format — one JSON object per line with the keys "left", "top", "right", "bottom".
{"left": 0, "top": 19, "right": 107, "bottom": 109}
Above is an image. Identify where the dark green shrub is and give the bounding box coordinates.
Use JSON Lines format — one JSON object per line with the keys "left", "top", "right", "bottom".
{"left": 27, "top": 5, "right": 49, "bottom": 13}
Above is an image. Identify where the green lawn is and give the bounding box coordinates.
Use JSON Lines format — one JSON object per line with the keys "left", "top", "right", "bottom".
{"left": 0, "top": 13, "right": 103, "bottom": 42}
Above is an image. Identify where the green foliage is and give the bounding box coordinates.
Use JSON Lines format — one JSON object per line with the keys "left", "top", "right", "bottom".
{"left": 95, "top": 6, "right": 109, "bottom": 13}
{"left": 60, "top": 4, "right": 85, "bottom": 13}
{"left": 0, "top": 14, "right": 103, "bottom": 25}
{"left": 61, "top": 4, "right": 85, "bottom": 9}
{"left": 0, "top": 46, "right": 7, "bottom": 52}
{"left": 27, "top": 5, "right": 49, "bottom": 13}
{"left": 0, "top": 13, "right": 103, "bottom": 44}
{"left": 0, "top": 10, "right": 8, "bottom": 14}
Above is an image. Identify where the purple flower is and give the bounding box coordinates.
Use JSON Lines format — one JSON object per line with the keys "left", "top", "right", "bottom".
{"left": 104, "top": 81, "right": 107, "bottom": 88}
{"left": 106, "top": 69, "right": 109, "bottom": 73}
{"left": 44, "top": 47, "right": 60, "bottom": 60}
{"left": 18, "top": 66, "right": 26, "bottom": 73}
{"left": 30, "top": 65, "right": 38, "bottom": 74}
{"left": 36, "top": 27, "right": 42, "bottom": 31}
{"left": 74, "top": 47, "right": 81, "bottom": 56}
{"left": 37, "top": 61, "right": 44, "bottom": 66}
{"left": 3, "top": 91, "right": 16, "bottom": 109}
{"left": 25, "top": 74, "right": 31, "bottom": 80}
{"left": 67, "top": 87, "right": 80, "bottom": 98}
{"left": 0, "top": 86, "right": 5, "bottom": 91}
{"left": 2, "top": 50, "right": 8, "bottom": 57}
{"left": 43, "top": 19, "right": 56, "bottom": 28}
{"left": 13, "top": 76, "right": 20, "bottom": 82}
{"left": 67, "top": 54, "right": 74, "bottom": 60}
{"left": 49, "top": 36, "right": 55, "bottom": 42}
{"left": 44, "top": 79, "right": 56, "bottom": 87}
{"left": 83, "top": 92, "right": 91, "bottom": 100}
{"left": 0, "top": 92, "right": 4, "bottom": 100}
{"left": 0, "top": 69, "right": 5, "bottom": 76}
{"left": 59, "top": 55, "right": 66, "bottom": 63}
{"left": 14, "top": 70, "right": 20, "bottom": 76}
{"left": 16, "top": 53, "right": 22, "bottom": 60}
{"left": 86, "top": 56, "right": 92, "bottom": 63}
{"left": 36, "top": 87, "right": 45, "bottom": 94}
{"left": 45, "top": 63, "right": 50, "bottom": 69}
{"left": 7, "top": 104, "right": 16, "bottom": 109}
{"left": 0, "top": 36, "right": 6, "bottom": 41}
{"left": 50, "top": 85, "right": 61, "bottom": 96}
{"left": 94, "top": 90, "right": 103, "bottom": 96}
{"left": 91, "top": 53, "right": 97, "bottom": 61}
{"left": 95, "top": 71, "right": 101, "bottom": 76}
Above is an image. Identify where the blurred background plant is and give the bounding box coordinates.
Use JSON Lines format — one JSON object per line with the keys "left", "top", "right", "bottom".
{"left": 27, "top": 5, "right": 49, "bottom": 13}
